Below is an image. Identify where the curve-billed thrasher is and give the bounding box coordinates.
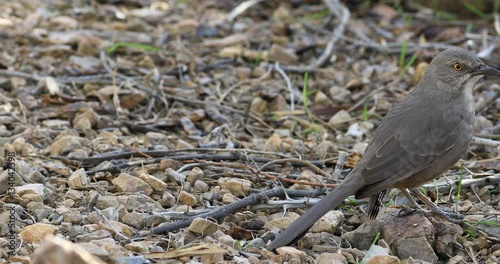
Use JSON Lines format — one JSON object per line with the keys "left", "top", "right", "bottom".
{"left": 267, "top": 48, "right": 500, "bottom": 250}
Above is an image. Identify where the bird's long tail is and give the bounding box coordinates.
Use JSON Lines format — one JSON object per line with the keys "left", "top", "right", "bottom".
{"left": 267, "top": 176, "right": 364, "bottom": 250}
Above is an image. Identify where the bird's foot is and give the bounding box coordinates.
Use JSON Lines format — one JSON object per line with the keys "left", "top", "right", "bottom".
{"left": 428, "top": 208, "right": 463, "bottom": 224}
{"left": 397, "top": 207, "right": 420, "bottom": 217}
{"left": 397, "top": 206, "right": 463, "bottom": 224}
{"left": 408, "top": 188, "right": 463, "bottom": 224}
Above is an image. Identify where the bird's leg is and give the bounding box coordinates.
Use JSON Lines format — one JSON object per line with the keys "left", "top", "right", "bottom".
{"left": 397, "top": 188, "right": 422, "bottom": 217}
{"left": 401, "top": 188, "right": 422, "bottom": 208}
{"left": 409, "top": 188, "right": 463, "bottom": 224}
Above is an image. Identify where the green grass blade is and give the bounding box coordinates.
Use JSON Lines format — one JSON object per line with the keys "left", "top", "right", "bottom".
{"left": 464, "top": 3, "right": 487, "bottom": 18}
{"left": 107, "top": 42, "right": 162, "bottom": 54}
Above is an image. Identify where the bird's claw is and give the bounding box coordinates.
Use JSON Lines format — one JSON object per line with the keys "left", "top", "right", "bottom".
{"left": 397, "top": 207, "right": 420, "bottom": 217}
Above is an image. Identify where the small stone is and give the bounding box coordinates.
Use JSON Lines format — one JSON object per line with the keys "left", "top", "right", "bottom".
{"left": 27, "top": 202, "right": 55, "bottom": 222}
{"left": 175, "top": 139, "right": 194, "bottom": 149}
{"left": 345, "top": 78, "right": 367, "bottom": 90}
{"left": 328, "top": 110, "right": 351, "bottom": 129}
{"left": 100, "top": 208, "right": 119, "bottom": 221}
{"left": 50, "top": 136, "right": 89, "bottom": 156}
{"left": 249, "top": 97, "right": 268, "bottom": 116}
{"left": 50, "top": 16, "right": 78, "bottom": 29}
{"left": 111, "top": 173, "right": 153, "bottom": 195}
{"left": 21, "top": 142, "right": 35, "bottom": 156}
{"left": 267, "top": 44, "right": 298, "bottom": 65}
{"left": 43, "top": 162, "right": 73, "bottom": 177}
{"left": 63, "top": 210, "right": 84, "bottom": 224}
{"left": 298, "top": 233, "right": 321, "bottom": 249}
{"left": 75, "top": 230, "right": 112, "bottom": 242}
{"left": 312, "top": 244, "right": 338, "bottom": 253}
{"left": 447, "top": 255, "right": 466, "bottom": 264}
{"left": 96, "top": 131, "right": 119, "bottom": 143}
{"left": 11, "top": 137, "right": 26, "bottom": 153}
{"left": 77, "top": 242, "right": 110, "bottom": 261}
{"left": 116, "top": 195, "right": 162, "bottom": 212}
{"left": 42, "top": 119, "right": 70, "bottom": 129}
{"left": 201, "top": 253, "right": 224, "bottom": 263}
{"left": 166, "top": 168, "right": 186, "bottom": 184}
{"left": 187, "top": 167, "right": 204, "bottom": 185}
{"left": 20, "top": 223, "right": 58, "bottom": 243}
{"left": 352, "top": 142, "right": 369, "bottom": 154}
{"left": 247, "top": 256, "right": 259, "bottom": 264}
{"left": 143, "top": 132, "right": 168, "bottom": 148}
{"left": 266, "top": 212, "right": 300, "bottom": 230}
{"left": 263, "top": 133, "right": 285, "bottom": 152}
{"left": 63, "top": 199, "right": 75, "bottom": 208}
{"left": 68, "top": 168, "right": 89, "bottom": 188}
{"left": 247, "top": 238, "right": 265, "bottom": 248}
{"left": 315, "top": 141, "right": 338, "bottom": 159}
{"left": 94, "top": 195, "right": 119, "bottom": 209}
{"left": 188, "top": 218, "right": 218, "bottom": 236}
{"left": 270, "top": 94, "right": 288, "bottom": 111}
{"left": 14, "top": 184, "right": 44, "bottom": 196}
{"left": 221, "top": 193, "right": 238, "bottom": 204}
{"left": 310, "top": 211, "right": 344, "bottom": 233}
{"left": 194, "top": 180, "right": 209, "bottom": 192}
{"left": 179, "top": 116, "right": 202, "bottom": 136}
{"left": 295, "top": 170, "right": 322, "bottom": 185}
{"left": 179, "top": 191, "right": 197, "bottom": 206}
{"left": 86, "top": 212, "right": 101, "bottom": 224}
{"left": 73, "top": 108, "right": 99, "bottom": 129}
{"left": 218, "top": 234, "right": 240, "bottom": 249}
{"left": 223, "top": 178, "right": 252, "bottom": 197}
{"left": 347, "top": 123, "right": 365, "bottom": 137}
{"left": 189, "top": 109, "right": 206, "bottom": 122}
{"left": 314, "top": 91, "right": 332, "bottom": 106}
{"left": 396, "top": 236, "right": 438, "bottom": 263}
{"left": 343, "top": 222, "right": 381, "bottom": 250}
{"left": 138, "top": 172, "right": 167, "bottom": 192}
{"left": 161, "top": 192, "right": 176, "bottom": 208}
{"left": 122, "top": 212, "right": 145, "bottom": 229}
{"left": 380, "top": 209, "right": 436, "bottom": 252}
{"left": 276, "top": 246, "right": 306, "bottom": 262}
{"left": 435, "top": 220, "right": 463, "bottom": 257}
{"left": 159, "top": 159, "right": 183, "bottom": 171}
{"left": 477, "top": 186, "right": 491, "bottom": 201}
{"left": 98, "top": 220, "right": 133, "bottom": 238}
{"left": 250, "top": 66, "right": 266, "bottom": 79}
{"left": 235, "top": 67, "right": 252, "bottom": 80}
{"left": 470, "top": 236, "right": 488, "bottom": 251}
{"left": 272, "top": 3, "right": 291, "bottom": 20}
{"left": 124, "top": 242, "right": 150, "bottom": 253}
{"left": 173, "top": 19, "right": 199, "bottom": 35}
{"left": 316, "top": 253, "right": 347, "bottom": 264}
{"left": 329, "top": 85, "right": 351, "bottom": 102}
{"left": 365, "top": 255, "right": 400, "bottom": 264}
{"left": 96, "top": 240, "right": 129, "bottom": 260}
{"left": 65, "top": 189, "right": 83, "bottom": 201}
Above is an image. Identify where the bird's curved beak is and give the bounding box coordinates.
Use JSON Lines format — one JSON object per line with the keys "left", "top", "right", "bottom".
{"left": 477, "top": 63, "right": 500, "bottom": 78}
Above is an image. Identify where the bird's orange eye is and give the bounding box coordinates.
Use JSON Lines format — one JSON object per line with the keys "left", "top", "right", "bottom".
{"left": 453, "top": 63, "right": 463, "bottom": 71}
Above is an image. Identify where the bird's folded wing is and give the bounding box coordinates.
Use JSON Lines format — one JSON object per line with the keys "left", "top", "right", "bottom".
{"left": 353, "top": 95, "right": 462, "bottom": 198}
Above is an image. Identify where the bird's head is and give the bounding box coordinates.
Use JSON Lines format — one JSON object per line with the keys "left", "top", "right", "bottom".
{"left": 425, "top": 48, "right": 500, "bottom": 93}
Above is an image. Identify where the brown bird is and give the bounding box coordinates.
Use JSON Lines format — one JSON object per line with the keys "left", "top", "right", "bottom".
{"left": 267, "top": 48, "right": 500, "bottom": 250}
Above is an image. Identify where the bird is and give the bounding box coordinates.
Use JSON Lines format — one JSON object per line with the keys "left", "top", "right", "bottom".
{"left": 267, "top": 48, "right": 500, "bottom": 250}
